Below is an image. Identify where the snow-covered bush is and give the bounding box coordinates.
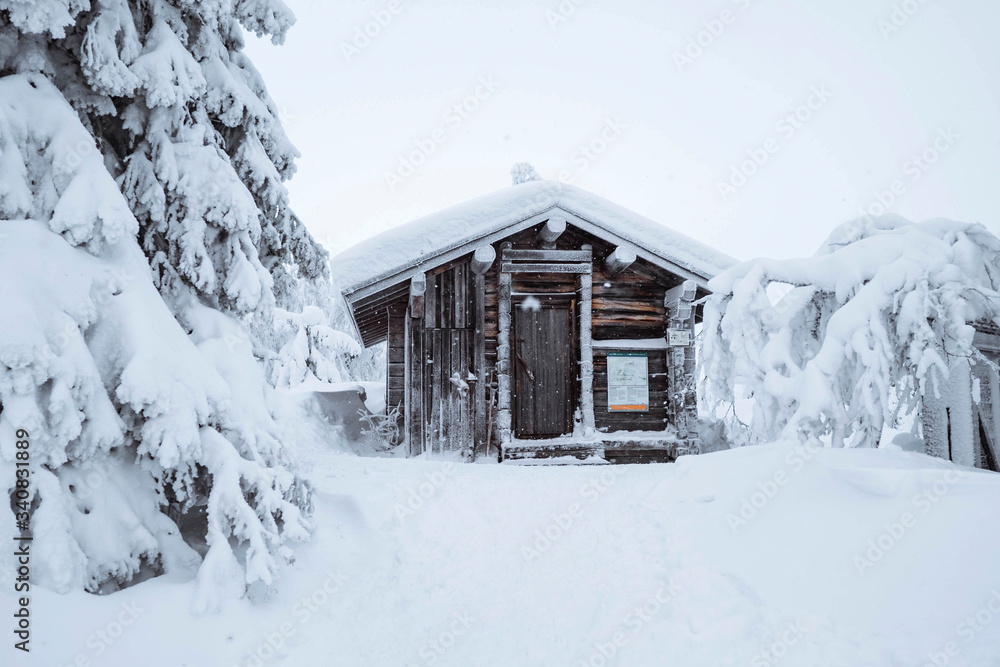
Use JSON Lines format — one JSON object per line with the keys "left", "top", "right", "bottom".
{"left": 0, "top": 0, "right": 331, "bottom": 609}
{"left": 271, "top": 306, "right": 362, "bottom": 388}
{"left": 702, "top": 215, "right": 1000, "bottom": 448}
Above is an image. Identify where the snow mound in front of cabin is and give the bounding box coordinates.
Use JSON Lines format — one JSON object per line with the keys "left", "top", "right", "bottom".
{"left": 12, "top": 442, "right": 1000, "bottom": 666}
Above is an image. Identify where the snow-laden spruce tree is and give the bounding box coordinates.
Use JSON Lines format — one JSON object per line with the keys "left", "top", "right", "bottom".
{"left": 0, "top": 0, "right": 331, "bottom": 609}
{"left": 702, "top": 215, "right": 1000, "bottom": 448}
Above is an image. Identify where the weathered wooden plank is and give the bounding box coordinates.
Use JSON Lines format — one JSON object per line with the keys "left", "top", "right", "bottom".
{"left": 497, "top": 243, "right": 513, "bottom": 449}
{"left": 424, "top": 273, "right": 437, "bottom": 329}
{"left": 407, "top": 317, "right": 423, "bottom": 456}
{"left": 502, "top": 249, "right": 592, "bottom": 262}
{"left": 511, "top": 281, "right": 577, "bottom": 295}
{"left": 473, "top": 270, "right": 487, "bottom": 457}
{"left": 388, "top": 362, "right": 406, "bottom": 378}
{"left": 387, "top": 332, "right": 405, "bottom": 349}
{"left": 445, "top": 266, "right": 455, "bottom": 329}
{"left": 579, "top": 250, "right": 595, "bottom": 437}
{"left": 501, "top": 262, "right": 592, "bottom": 274}
{"left": 429, "top": 330, "right": 443, "bottom": 453}
{"left": 593, "top": 313, "right": 664, "bottom": 324}
{"left": 388, "top": 345, "right": 405, "bottom": 363}
{"left": 388, "top": 312, "right": 406, "bottom": 334}
{"left": 457, "top": 264, "right": 467, "bottom": 329}
{"left": 355, "top": 310, "right": 389, "bottom": 329}
{"left": 593, "top": 297, "right": 665, "bottom": 311}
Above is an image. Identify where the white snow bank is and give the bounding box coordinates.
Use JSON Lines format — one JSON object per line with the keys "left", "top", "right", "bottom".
{"left": 331, "top": 180, "right": 735, "bottom": 295}
{"left": 11, "top": 444, "right": 1000, "bottom": 666}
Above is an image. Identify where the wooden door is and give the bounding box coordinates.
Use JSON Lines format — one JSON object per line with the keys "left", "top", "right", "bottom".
{"left": 423, "top": 328, "right": 473, "bottom": 453}
{"left": 514, "top": 303, "right": 575, "bottom": 438}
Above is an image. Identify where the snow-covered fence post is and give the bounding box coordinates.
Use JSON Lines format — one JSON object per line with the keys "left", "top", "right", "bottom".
{"left": 497, "top": 243, "right": 514, "bottom": 452}
{"left": 579, "top": 245, "right": 596, "bottom": 438}
{"left": 666, "top": 280, "right": 698, "bottom": 446}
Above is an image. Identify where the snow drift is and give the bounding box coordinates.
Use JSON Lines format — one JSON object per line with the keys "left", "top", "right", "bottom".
{"left": 13, "top": 442, "right": 1000, "bottom": 666}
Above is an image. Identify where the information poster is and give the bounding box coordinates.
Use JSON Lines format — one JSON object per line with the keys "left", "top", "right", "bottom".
{"left": 607, "top": 352, "right": 649, "bottom": 412}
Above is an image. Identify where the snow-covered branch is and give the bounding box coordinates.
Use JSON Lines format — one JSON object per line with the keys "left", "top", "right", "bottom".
{"left": 702, "top": 216, "right": 1000, "bottom": 448}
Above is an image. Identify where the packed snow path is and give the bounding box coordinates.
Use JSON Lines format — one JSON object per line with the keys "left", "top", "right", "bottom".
{"left": 12, "top": 444, "right": 1000, "bottom": 666}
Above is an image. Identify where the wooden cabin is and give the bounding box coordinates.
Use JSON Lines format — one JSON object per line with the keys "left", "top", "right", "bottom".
{"left": 332, "top": 181, "right": 734, "bottom": 462}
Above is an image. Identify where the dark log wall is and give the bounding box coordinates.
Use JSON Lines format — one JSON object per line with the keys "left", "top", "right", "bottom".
{"left": 411, "top": 258, "right": 476, "bottom": 453}
{"left": 481, "top": 223, "right": 683, "bottom": 434}
{"left": 424, "top": 262, "right": 472, "bottom": 329}
{"left": 372, "top": 219, "right": 693, "bottom": 451}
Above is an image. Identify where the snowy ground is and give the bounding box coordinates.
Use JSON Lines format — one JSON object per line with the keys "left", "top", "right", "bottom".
{"left": 7, "top": 441, "right": 1000, "bottom": 667}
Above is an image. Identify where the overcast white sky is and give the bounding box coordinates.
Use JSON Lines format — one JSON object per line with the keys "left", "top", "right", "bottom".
{"left": 245, "top": 0, "right": 1000, "bottom": 264}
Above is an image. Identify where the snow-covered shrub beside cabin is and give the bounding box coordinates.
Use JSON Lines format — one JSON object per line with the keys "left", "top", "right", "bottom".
{"left": 702, "top": 215, "right": 1000, "bottom": 448}
{"left": 0, "top": 0, "right": 331, "bottom": 609}
{"left": 270, "top": 306, "right": 362, "bottom": 388}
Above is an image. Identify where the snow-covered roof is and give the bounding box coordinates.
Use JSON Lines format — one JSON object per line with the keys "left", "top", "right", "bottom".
{"left": 331, "top": 181, "right": 736, "bottom": 301}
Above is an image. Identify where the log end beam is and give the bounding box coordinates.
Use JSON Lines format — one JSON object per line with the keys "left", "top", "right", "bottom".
{"left": 537, "top": 216, "right": 567, "bottom": 247}
{"left": 471, "top": 244, "right": 496, "bottom": 275}
{"left": 409, "top": 272, "right": 426, "bottom": 318}
{"left": 604, "top": 244, "right": 637, "bottom": 276}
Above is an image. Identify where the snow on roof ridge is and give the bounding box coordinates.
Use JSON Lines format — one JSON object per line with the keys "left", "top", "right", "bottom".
{"left": 331, "top": 180, "right": 736, "bottom": 296}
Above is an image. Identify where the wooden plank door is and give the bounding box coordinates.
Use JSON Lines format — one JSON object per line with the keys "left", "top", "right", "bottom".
{"left": 514, "top": 304, "right": 575, "bottom": 438}
{"left": 423, "top": 328, "right": 473, "bottom": 453}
